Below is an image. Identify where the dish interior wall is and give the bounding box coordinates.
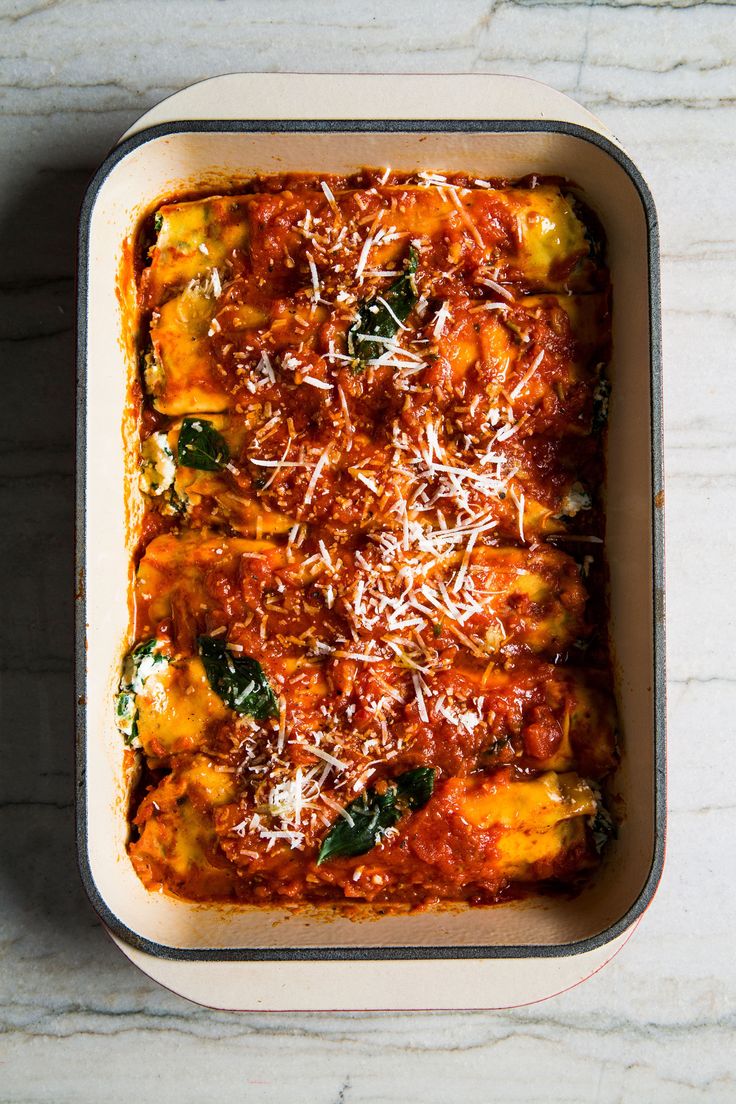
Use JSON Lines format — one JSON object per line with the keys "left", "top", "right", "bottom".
{"left": 82, "top": 128, "right": 655, "bottom": 952}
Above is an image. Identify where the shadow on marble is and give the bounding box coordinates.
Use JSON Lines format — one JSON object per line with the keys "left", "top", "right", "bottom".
{"left": 0, "top": 164, "right": 117, "bottom": 958}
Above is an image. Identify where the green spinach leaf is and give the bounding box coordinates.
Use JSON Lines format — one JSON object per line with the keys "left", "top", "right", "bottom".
{"left": 316, "top": 766, "right": 435, "bottom": 864}
{"left": 347, "top": 246, "right": 419, "bottom": 368}
{"left": 592, "top": 377, "right": 611, "bottom": 433}
{"left": 115, "top": 690, "right": 138, "bottom": 744}
{"left": 198, "top": 636, "right": 278, "bottom": 720}
{"left": 122, "top": 638, "right": 168, "bottom": 695}
{"left": 116, "top": 638, "right": 169, "bottom": 745}
{"left": 564, "top": 192, "right": 606, "bottom": 266}
{"left": 397, "top": 766, "right": 436, "bottom": 809}
{"left": 177, "top": 418, "right": 229, "bottom": 471}
{"left": 590, "top": 803, "right": 617, "bottom": 854}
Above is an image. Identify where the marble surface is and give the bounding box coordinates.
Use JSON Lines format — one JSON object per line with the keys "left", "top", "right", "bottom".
{"left": 1, "top": 1, "right": 735, "bottom": 1100}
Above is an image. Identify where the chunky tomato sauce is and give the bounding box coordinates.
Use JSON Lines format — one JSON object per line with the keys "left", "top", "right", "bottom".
{"left": 121, "top": 170, "right": 617, "bottom": 910}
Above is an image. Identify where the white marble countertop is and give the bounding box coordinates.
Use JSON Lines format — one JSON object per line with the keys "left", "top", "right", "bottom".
{"left": 1, "top": 1, "right": 734, "bottom": 1100}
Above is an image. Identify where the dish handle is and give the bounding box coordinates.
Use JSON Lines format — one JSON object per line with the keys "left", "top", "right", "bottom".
{"left": 121, "top": 73, "right": 620, "bottom": 146}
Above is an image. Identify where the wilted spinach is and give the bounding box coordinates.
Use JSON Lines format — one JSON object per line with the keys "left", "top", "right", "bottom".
{"left": 177, "top": 418, "right": 230, "bottom": 471}
{"left": 115, "top": 638, "right": 169, "bottom": 745}
{"left": 317, "top": 766, "right": 435, "bottom": 864}
{"left": 198, "top": 636, "right": 278, "bottom": 720}
{"left": 592, "top": 377, "right": 611, "bottom": 433}
{"left": 347, "top": 247, "right": 419, "bottom": 368}
{"left": 590, "top": 803, "right": 617, "bottom": 854}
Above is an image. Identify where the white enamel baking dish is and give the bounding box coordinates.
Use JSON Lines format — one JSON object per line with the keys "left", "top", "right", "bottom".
{"left": 76, "top": 74, "right": 665, "bottom": 1010}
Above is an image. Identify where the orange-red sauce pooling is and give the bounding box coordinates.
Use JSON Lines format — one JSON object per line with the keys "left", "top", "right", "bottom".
{"left": 123, "top": 169, "right": 617, "bottom": 909}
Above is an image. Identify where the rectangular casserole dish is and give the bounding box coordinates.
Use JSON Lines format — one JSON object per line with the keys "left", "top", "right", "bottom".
{"left": 76, "top": 75, "right": 665, "bottom": 985}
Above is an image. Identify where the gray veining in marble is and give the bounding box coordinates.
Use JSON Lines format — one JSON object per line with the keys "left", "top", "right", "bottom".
{"left": 1, "top": 1, "right": 735, "bottom": 1101}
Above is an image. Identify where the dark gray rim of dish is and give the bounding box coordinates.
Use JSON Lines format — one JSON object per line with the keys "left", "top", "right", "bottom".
{"left": 76, "top": 118, "right": 665, "bottom": 963}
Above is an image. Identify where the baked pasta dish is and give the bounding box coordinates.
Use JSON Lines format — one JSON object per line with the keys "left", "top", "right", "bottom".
{"left": 120, "top": 170, "right": 618, "bottom": 909}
